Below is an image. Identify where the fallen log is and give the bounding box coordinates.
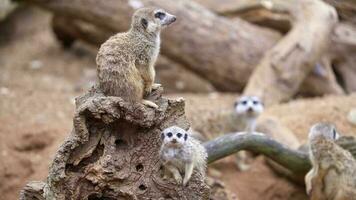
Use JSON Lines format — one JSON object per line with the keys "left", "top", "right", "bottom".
{"left": 51, "top": 15, "right": 216, "bottom": 94}
{"left": 21, "top": 0, "right": 281, "bottom": 92}
{"left": 243, "top": 0, "right": 338, "bottom": 105}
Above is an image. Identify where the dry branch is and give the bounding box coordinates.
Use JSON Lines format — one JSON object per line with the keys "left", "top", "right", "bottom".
{"left": 243, "top": 0, "right": 338, "bottom": 105}
{"left": 21, "top": 0, "right": 281, "bottom": 92}
{"left": 204, "top": 132, "right": 311, "bottom": 176}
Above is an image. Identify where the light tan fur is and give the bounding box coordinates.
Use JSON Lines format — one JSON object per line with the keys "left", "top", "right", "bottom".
{"left": 160, "top": 126, "right": 207, "bottom": 186}
{"left": 96, "top": 7, "right": 176, "bottom": 108}
{"left": 306, "top": 123, "right": 356, "bottom": 200}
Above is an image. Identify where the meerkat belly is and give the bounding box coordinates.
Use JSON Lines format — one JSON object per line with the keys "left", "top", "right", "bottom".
{"left": 97, "top": 55, "right": 143, "bottom": 100}
{"left": 163, "top": 149, "right": 187, "bottom": 171}
{"left": 148, "top": 37, "right": 160, "bottom": 68}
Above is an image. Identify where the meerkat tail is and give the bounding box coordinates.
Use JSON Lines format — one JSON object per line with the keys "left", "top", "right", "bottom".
{"left": 142, "top": 99, "right": 158, "bottom": 108}
{"left": 183, "top": 162, "right": 194, "bottom": 186}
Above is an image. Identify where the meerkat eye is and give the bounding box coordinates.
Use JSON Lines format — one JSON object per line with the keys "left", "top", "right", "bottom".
{"left": 167, "top": 132, "right": 173, "bottom": 137}
{"left": 241, "top": 100, "right": 247, "bottom": 105}
{"left": 332, "top": 129, "right": 337, "bottom": 139}
{"left": 177, "top": 133, "right": 182, "bottom": 138}
{"left": 141, "top": 18, "right": 148, "bottom": 29}
{"left": 184, "top": 133, "right": 188, "bottom": 141}
{"left": 155, "top": 12, "right": 166, "bottom": 20}
{"left": 253, "top": 100, "right": 259, "bottom": 105}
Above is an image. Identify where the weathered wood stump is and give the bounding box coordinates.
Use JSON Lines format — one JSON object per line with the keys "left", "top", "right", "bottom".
{"left": 21, "top": 86, "right": 210, "bottom": 199}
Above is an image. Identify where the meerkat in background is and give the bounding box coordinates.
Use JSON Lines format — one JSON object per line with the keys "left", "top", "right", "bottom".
{"left": 305, "top": 122, "right": 356, "bottom": 200}
{"left": 96, "top": 7, "right": 176, "bottom": 108}
{"left": 233, "top": 96, "right": 264, "bottom": 171}
{"left": 160, "top": 126, "right": 208, "bottom": 186}
{"left": 234, "top": 96, "right": 264, "bottom": 133}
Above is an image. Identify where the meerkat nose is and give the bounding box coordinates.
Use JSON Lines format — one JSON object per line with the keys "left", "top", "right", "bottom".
{"left": 172, "top": 139, "right": 177, "bottom": 143}
{"left": 171, "top": 16, "right": 177, "bottom": 22}
{"left": 247, "top": 107, "right": 253, "bottom": 112}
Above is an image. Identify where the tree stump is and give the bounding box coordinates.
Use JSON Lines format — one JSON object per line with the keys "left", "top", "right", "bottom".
{"left": 21, "top": 86, "right": 210, "bottom": 199}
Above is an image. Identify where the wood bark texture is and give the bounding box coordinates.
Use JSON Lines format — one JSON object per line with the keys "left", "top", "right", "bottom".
{"left": 243, "top": 0, "right": 338, "bottom": 105}
{"left": 21, "top": 86, "right": 210, "bottom": 200}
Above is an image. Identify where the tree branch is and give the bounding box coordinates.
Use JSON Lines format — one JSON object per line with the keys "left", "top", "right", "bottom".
{"left": 204, "top": 132, "right": 311, "bottom": 176}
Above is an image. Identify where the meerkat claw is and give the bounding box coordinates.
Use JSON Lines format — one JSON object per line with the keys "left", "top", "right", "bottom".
{"left": 142, "top": 100, "right": 158, "bottom": 108}
{"left": 152, "top": 83, "right": 161, "bottom": 90}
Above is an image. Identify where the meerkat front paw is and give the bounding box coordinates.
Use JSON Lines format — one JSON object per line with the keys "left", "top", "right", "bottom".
{"left": 142, "top": 100, "right": 158, "bottom": 108}
{"left": 144, "top": 86, "right": 153, "bottom": 97}
{"left": 152, "top": 83, "right": 161, "bottom": 90}
{"left": 173, "top": 174, "right": 183, "bottom": 185}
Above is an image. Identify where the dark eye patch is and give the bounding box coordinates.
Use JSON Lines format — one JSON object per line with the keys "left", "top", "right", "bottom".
{"left": 184, "top": 133, "right": 188, "bottom": 141}
{"left": 155, "top": 12, "right": 166, "bottom": 20}
{"left": 241, "top": 100, "right": 247, "bottom": 105}
{"left": 141, "top": 18, "right": 148, "bottom": 29}
{"left": 177, "top": 133, "right": 182, "bottom": 138}
{"left": 253, "top": 100, "right": 259, "bottom": 105}
{"left": 167, "top": 132, "right": 173, "bottom": 137}
{"left": 332, "top": 129, "right": 337, "bottom": 139}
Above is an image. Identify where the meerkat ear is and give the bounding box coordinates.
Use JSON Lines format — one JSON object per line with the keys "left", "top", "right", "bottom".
{"left": 234, "top": 101, "right": 238, "bottom": 108}
{"left": 141, "top": 18, "right": 148, "bottom": 29}
{"left": 184, "top": 133, "right": 188, "bottom": 141}
{"left": 161, "top": 133, "right": 165, "bottom": 140}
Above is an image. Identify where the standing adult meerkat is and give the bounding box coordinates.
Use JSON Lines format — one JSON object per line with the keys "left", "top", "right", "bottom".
{"left": 233, "top": 96, "right": 264, "bottom": 171}
{"left": 96, "top": 7, "right": 176, "bottom": 108}
{"left": 305, "top": 122, "right": 356, "bottom": 200}
{"left": 160, "top": 126, "right": 208, "bottom": 186}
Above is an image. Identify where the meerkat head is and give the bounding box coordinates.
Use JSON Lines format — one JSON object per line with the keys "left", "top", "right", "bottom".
{"left": 131, "top": 7, "right": 176, "bottom": 34}
{"left": 234, "top": 96, "right": 264, "bottom": 118}
{"left": 309, "top": 122, "right": 340, "bottom": 142}
{"left": 161, "top": 126, "right": 188, "bottom": 148}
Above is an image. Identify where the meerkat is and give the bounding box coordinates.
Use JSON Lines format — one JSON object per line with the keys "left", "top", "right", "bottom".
{"left": 305, "top": 122, "right": 356, "bottom": 200}
{"left": 96, "top": 7, "right": 176, "bottom": 108}
{"left": 233, "top": 96, "right": 264, "bottom": 171}
{"left": 159, "top": 126, "right": 208, "bottom": 186}
{"left": 234, "top": 96, "right": 264, "bottom": 133}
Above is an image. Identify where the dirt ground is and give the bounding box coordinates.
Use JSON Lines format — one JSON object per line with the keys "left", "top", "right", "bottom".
{"left": 0, "top": 7, "right": 355, "bottom": 200}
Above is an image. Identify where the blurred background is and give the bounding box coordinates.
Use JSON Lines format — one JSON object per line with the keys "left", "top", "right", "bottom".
{"left": 1, "top": 0, "right": 356, "bottom": 199}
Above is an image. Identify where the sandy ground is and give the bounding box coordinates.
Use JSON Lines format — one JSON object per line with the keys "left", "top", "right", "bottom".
{"left": 0, "top": 7, "right": 355, "bottom": 200}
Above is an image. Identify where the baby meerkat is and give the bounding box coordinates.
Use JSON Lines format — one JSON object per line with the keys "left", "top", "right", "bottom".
{"left": 305, "top": 122, "right": 356, "bottom": 200}
{"left": 96, "top": 7, "right": 176, "bottom": 108}
{"left": 160, "top": 126, "right": 208, "bottom": 186}
{"left": 234, "top": 96, "right": 264, "bottom": 171}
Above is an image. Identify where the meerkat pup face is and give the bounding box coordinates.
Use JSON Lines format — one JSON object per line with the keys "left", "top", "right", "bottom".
{"left": 234, "top": 96, "right": 264, "bottom": 118}
{"left": 161, "top": 126, "right": 188, "bottom": 148}
{"left": 132, "top": 7, "right": 176, "bottom": 34}
{"left": 309, "top": 122, "right": 340, "bottom": 142}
